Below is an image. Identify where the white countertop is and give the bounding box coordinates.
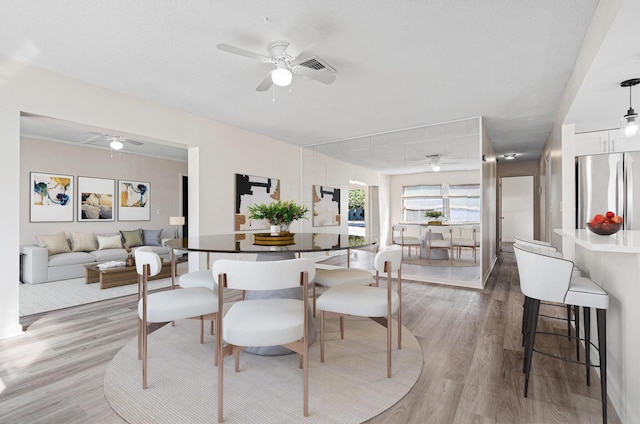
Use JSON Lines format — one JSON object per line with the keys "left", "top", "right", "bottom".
{"left": 554, "top": 229, "right": 640, "bottom": 253}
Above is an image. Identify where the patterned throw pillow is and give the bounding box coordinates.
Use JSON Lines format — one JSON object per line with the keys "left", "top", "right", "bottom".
{"left": 37, "top": 232, "right": 71, "bottom": 255}
{"left": 70, "top": 231, "right": 97, "bottom": 252}
{"left": 96, "top": 234, "right": 123, "bottom": 250}
{"left": 120, "top": 229, "right": 144, "bottom": 247}
{"left": 142, "top": 229, "right": 163, "bottom": 246}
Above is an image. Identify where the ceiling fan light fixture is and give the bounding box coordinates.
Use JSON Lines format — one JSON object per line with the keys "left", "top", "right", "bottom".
{"left": 620, "top": 78, "right": 640, "bottom": 137}
{"left": 110, "top": 140, "right": 124, "bottom": 150}
{"left": 431, "top": 164, "right": 441, "bottom": 172}
{"left": 272, "top": 63, "right": 292, "bottom": 87}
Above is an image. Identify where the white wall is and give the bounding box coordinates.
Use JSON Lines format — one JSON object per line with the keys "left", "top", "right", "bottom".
{"left": 20, "top": 138, "right": 187, "bottom": 245}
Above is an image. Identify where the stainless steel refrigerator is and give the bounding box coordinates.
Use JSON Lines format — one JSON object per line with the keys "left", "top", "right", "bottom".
{"left": 576, "top": 151, "right": 640, "bottom": 230}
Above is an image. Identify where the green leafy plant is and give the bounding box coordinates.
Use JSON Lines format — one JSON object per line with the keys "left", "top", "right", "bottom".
{"left": 247, "top": 200, "right": 309, "bottom": 226}
{"left": 349, "top": 189, "right": 365, "bottom": 210}
{"left": 425, "top": 210, "right": 443, "bottom": 219}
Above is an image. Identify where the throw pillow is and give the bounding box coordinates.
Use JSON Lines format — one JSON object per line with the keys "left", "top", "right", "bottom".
{"left": 120, "top": 229, "right": 144, "bottom": 247}
{"left": 142, "top": 229, "right": 163, "bottom": 246}
{"left": 96, "top": 234, "right": 123, "bottom": 250}
{"left": 70, "top": 231, "right": 97, "bottom": 252}
{"left": 37, "top": 232, "right": 71, "bottom": 255}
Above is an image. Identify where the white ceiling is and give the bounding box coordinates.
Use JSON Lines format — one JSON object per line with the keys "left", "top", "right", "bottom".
{"left": 4, "top": 0, "right": 629, "bottom": 173}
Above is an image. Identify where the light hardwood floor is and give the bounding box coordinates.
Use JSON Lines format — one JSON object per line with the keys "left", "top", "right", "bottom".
{"left": 0, "top": 252, "right": 620, "bottom": 423}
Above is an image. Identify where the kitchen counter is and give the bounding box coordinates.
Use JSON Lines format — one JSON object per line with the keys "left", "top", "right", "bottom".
{"left": 554, "top": 229, "right": 640, "bottom": 253}
{"left": 554, "top": 228, "right": 640, "bottom": 424}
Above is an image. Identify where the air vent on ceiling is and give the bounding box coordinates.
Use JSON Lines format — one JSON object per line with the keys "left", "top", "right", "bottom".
{"left": 294, "top": 56, "right": 336, "bottom": 73}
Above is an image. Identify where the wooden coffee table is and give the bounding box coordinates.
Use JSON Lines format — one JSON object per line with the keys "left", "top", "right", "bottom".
{"left": 85, "top": 260, "right": 172, "bottom": 289}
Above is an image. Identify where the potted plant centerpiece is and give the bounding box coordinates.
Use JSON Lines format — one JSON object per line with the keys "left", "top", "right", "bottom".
{"left": 247, "top": 200, "right": 309, "bottom": 235}
{"left": 425, "top": 210, "right": 444, "bottom": 225}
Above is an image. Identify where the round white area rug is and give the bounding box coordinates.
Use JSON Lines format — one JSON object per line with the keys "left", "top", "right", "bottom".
{"left": 104, "top": 317, "right": 422, "bottom": 423}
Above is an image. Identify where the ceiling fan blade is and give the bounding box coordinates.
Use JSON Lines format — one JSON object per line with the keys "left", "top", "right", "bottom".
{"left": 123, "top": 138, "right": 144, "bottom": 146}
{"left": 286, "top": 26, "right": 319, "bottom": 59}
{"left": 255, "top": 72, "right": 274, "bottom": 92}
{"left": 80, "top": 134, "right": 107, "bottom": 144}
{"left": 216, "top": 43, "right": 272, "bottom": 63}
{"left": 292, "top": 65, "right": 336, "bottom": 85}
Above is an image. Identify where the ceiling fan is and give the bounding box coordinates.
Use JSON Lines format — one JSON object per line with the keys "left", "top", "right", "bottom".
{"left": 423, "top": 154, "right": 463, "bottom": 172}
{"left": 217, "top": 26, "right": 337, "bottom": 92}
{"left": 81, "top": 132, "right": 144, "bottom": 151}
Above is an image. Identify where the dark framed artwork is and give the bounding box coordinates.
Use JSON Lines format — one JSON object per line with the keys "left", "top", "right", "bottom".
{"left": 78, "top": 176, "right": 115, "bottom": 221}
{"left": 30, "top": 172, "right": 74, "bottom": 222}
{"left": 235, "top": 173, "right": 280, "bottom": 231}
{"left": 118, "top": 180, "right": 150, "bottom": 221}
{"left": 312, "top": 185, "right": 341, "bottom": 227}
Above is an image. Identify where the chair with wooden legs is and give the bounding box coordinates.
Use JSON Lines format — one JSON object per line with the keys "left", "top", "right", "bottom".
{"left": 213, "top": 258, "right": 315, "bottom": 423}
{"left": 312, "top": 266, "right": 374, "bottom": 317}
{"left": 452, "top": 225, "right": 479, "bottom": 263}
{"left": 316, "top": 246, "right": 403, "bottom": 378}
{"left": 514, "top": 244, "right": 609, "bottom": 424}
{"left": 426, "top": 227, "right": 453, "bottom": 264}
{"left": 135, "top": 247, "right": 219, "bottom": 389}
{"left": 392, "top": 224, "right": 422, "bottom": 257}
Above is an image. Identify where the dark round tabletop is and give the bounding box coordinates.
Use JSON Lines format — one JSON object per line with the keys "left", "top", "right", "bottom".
{"left": 165, "top": 232, "right": 377, "bottom": 254}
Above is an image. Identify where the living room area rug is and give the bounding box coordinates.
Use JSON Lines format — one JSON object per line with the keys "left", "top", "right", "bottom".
{"left": 104, "top": 316, "right": 423, "bottom": 424}
{"left": 19, "top": 261, "right": 188, "bottom": 316}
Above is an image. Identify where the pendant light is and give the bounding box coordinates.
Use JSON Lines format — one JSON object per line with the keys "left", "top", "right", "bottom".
{"left": 621, "top": 78, "right": 640, "bottom": 137}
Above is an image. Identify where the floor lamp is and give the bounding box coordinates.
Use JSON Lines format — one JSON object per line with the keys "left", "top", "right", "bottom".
{"left": 170, "top": 216, "right": 185, "bottom": 239}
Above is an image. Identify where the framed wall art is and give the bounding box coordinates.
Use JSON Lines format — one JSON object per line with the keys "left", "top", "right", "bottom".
{"left": 77, "top": 176, "right": 115, "bottom": 222}
{"left": 312, "top": 185, "right": 341, "bottom": 227}
{"left": 30, "top": 172, "right": 74, "bottom": 222}
{"left": 235, "top": 173, "right": 280, "bottom": 231}
{"left": 118, "top": 180, "right": 150, "bottom": 221}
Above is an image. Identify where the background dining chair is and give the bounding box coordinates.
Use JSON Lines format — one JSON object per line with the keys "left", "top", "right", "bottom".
{"left": 316, "top": 246, "right": 403, "bottom": 378}
{"left": 392, "top": 224, "right": 422, "bottom": 257}
{"left": 451, "top": 225, "right": 479, "bottom": 263}
{"left": 212, "top": 258, "right": 315, "bottom": 422}
{"left": 135, "top": 247, "right": 219, "bottom": 389}
{"left": 426, "top": 227, "right": 453, "bottom": 263}
{"left": 513, "top": 244, "right": 609, "bottom": 424}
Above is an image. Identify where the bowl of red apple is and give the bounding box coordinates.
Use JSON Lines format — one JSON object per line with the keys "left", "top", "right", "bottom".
{"left": 586, "top": 211, "right": 623, "bottom": 235}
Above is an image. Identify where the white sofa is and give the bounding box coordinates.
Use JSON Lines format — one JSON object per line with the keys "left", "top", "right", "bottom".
{"left": 21, "top": 229, "right": 173, "bottom": 284}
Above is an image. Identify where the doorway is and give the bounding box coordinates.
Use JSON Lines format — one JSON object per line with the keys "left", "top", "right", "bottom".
{"left": 500, "top": 176, "right": 534, "bottom": 250}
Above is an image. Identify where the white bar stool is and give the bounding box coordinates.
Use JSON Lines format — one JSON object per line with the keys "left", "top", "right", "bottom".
{"left": 514, "top": 244, "right": 609, "bottom": 424}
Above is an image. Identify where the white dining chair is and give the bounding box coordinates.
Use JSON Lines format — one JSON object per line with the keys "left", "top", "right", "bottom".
{"left": 392, "top": 224, "right": 422, "bottom": 257}
{"left": 452, "top": 225, "right": 479, "bottom": 263}
{"left": 312, "top": 265, "right": 374, "bottom": 317}
{"left": 316, "top": 246, "right": 403, "bottom": 378}
{"left": 135, "top": 247, "right": 219, "bottom": 389}
{"left": 213, "top": 258, "right": 315, "bottom": 422}
{"left": 426, "top": 227, "right": 453, "bottom": 264}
